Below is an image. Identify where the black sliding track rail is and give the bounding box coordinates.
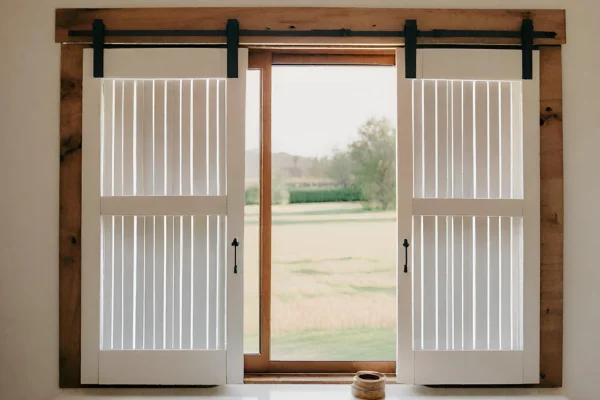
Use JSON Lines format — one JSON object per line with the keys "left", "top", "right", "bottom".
{"left": 71, "top": 18, "right": 555, "bottom": 79}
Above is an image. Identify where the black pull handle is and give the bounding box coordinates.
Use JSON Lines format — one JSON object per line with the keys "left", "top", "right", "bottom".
{"left": 402, "top": 239, "right": 410, "bottom": 273}
{"left": 232, "top": 238, "right": 239, "bottom": 274}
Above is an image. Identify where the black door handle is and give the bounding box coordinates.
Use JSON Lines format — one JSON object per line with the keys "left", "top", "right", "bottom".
{"left": 402, "top": 239, "right": 410, "bottom": 273}
{"left": 232, "top": 238, "right": 239, "bottom": 274}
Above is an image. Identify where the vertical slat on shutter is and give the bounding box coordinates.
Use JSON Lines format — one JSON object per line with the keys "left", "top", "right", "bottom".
{"left": 474, "top": 216, "right": 488, "bottom": 349}
{"left": 134, "top": 81, "right": 144, "bottom": 196}
{"left": 423, "top": 81, "right": 436, "bottom": 198}
{"left": 123, "top": 216, "right": 134, "bottom": 349}
{"left": 463, "top": 216, "right": 474, "bottom": 350}
{"left": 123, "top": 81, "right": 135, "bottom": 196}
{"left": 208, "top": 215, "right": 218, "bottom": 349}
{"left": 413, "top": 81, "right": 424, "bottom": 198}
{"left": 489, "top": 82, "right": 500, "bottom": 199}
{"left": 165, "top": 216, "right": 174, "bottom": 349}
{"left": 446, "top": 217, "right": 452, "bottom": 350}
{"left": 173, "top": 216, "right": 181, "bottom": 349}
{"left": 500, "top": 83, "right": 512, "bottom": 199}
{"left": 500, "top": 216, "right": 512, "bottom": 350}
{"left": 511, "top": 217, "right": 523, "bottom": 349}
{"left": 217, "top": 81, "right": 227, "bottom": 349}
{"left": 193, "top": 215, "right": 208, "bottom": 349}
{"left": 181, "top": 215, "right": 192, "bottom": 349}
{"left": 193, "top": 80, "right": 208, "bottom": 196}
{"left": 413, "top": 216, "right": 422, "bottom": 350}
{"left": 488, "top": 216, "right": 500, "bottom": 349}
{"left": 208, "top": 80, "right": 219, "bottom": 196}
{"left": 436, "top": 81, "right": 448, "bottom": 198}
{"left": 217, "top": 83, "right": 226, "bottom": 193}
{"left": 451, "top": 81, "right": 462, "bottom": 198}
{"left": 167, "top": 81, "right": 180, "bottom": 196}
{"left": 143, "top": 81, "right": 154, "bottom": 196}
{"left": 114, "top": 81, "right": 124, "bottom": 196}
{"left": 218, "top": 216, "right": 226, "bottom": 349}
{"left": 113, "top": 216, "right": 123, "bottom": 349}
{"left": 154, "top": 81, "right": 166, "bottom": 196}
{"left": 462, "top": 81, "right": 474, "bottom": 199}
{"left": 135, "top": 217, "right": 145, "bottom": 349}
{"left": 452, "top": 216, "right": 463, "bottom": 350}
{"left": 155, "top": 216, "right": 165, "bottom": 349}
{"left": 174, "top": 81, "right": 182, "bottom": 196}
{"left": 102, "top": 81, "right": 114, "bottom": 196}
{"left": 102, "top": 216, "right": 113, "bottom": 349}
{"left": 436, "top": 216, "right": 447, "bottom": 349}
{"left": 475, "top": 82, "right": 488, "bottom": 199}
{"left": 181, "top": 80, "right": 192, "bottom": 196}
{"left": 422, "top": 216, "right": 436, "bottom": 350}
{"left": 144, "top": 216, "right": 155, "bottom": 349}
{"left": 511, "top": 83, "right": 524, "bottom": 198}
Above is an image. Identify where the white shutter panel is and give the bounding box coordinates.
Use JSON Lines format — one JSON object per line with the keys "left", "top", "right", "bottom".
{"left": 396, "top": 49, "right": 540, "bottom": 384}
{"left": 81, "top": 48, "right": 247, "bottom": 385}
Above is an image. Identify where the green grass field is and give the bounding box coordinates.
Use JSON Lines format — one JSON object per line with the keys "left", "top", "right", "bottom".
{"left": 243, "top": 202, "right": 397, "bottom": 361}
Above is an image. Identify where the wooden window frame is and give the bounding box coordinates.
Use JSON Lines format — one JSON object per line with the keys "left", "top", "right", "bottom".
{"left": 245, "top": 49, "right": 397, "bottom": 375}
{"left": 57, "top": 7, "right": 564, "bottom": 388}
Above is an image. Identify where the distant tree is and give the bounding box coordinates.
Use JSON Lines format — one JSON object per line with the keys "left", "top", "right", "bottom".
{"left": 326, "top": 149, "right": 354, "bottom": 189}
{"left": 309, "top": 156, "right": 330, "bottom": 178}
{"left": 349, "top": 117, "right": 396, "bottom": 209}
{"left": 271, "top": 168, "right": 290, "bottom": 205}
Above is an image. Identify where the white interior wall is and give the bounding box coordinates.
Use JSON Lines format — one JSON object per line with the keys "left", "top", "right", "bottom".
{"left": 0, "top": 0, "right": 596, "bottom": 399}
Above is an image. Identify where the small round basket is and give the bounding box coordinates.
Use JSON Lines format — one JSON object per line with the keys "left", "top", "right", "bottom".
{"left": 351, "top": 371, "right": 386, "bottom": 399}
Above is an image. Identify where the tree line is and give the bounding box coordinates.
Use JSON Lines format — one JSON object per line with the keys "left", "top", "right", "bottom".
{"left": 320, "top": 117, "right": 396, "bottom": 210}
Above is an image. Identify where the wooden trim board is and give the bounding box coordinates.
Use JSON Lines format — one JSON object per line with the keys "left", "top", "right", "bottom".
{"left": 538, "top": 46, "right": 563, "bottom": 387}
{"left": 55, "top": 8, "right": 566, "bottom": 46}
{"left": 59, "top": 44, "right": 86, "bottom": 388}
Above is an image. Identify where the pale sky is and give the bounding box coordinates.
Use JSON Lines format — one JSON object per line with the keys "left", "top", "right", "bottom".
{"left": 246, "top": 66, "right": 397, "bottom": 158}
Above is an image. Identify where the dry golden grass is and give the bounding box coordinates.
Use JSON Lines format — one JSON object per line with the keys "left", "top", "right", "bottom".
{"left": 243, "top": 203, "right": 396, "bottom": 339}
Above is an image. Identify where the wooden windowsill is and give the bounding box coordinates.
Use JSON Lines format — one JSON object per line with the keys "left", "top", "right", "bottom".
{"left": 244, "top": 373, "right": 396, "bottom": 384}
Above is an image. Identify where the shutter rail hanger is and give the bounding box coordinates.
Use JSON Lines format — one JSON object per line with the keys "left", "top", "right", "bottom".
{"left": 74, "top": 18, "right": 552, "bottom": 79}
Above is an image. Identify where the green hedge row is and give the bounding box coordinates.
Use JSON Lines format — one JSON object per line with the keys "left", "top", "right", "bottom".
{"left": 288, "top": 187, "right": 363, "bottom": 204}
{"left": 245, "top": 186, "right": 260, "bottom": 205}
{"left": 245, "top": 187, "right": 364, "bottom": 205}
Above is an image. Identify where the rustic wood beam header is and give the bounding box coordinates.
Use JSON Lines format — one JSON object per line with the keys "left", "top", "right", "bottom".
{"left": 56, "top": 8, "right": 566, "bottom": 46}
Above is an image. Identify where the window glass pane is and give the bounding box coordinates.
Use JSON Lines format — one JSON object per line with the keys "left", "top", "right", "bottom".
{"left": 244, "top": 70, "right": 261, "bottom": 353}
{"left": 270, "top": 66, "right": 397, "bottom": 361}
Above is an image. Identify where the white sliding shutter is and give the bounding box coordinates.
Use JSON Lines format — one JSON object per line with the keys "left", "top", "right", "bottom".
{"left": 81, "top": 48, "right": 247, "bottom": 385}
{"left": 396, "top": 49, "right": 540, "bottom": 384}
